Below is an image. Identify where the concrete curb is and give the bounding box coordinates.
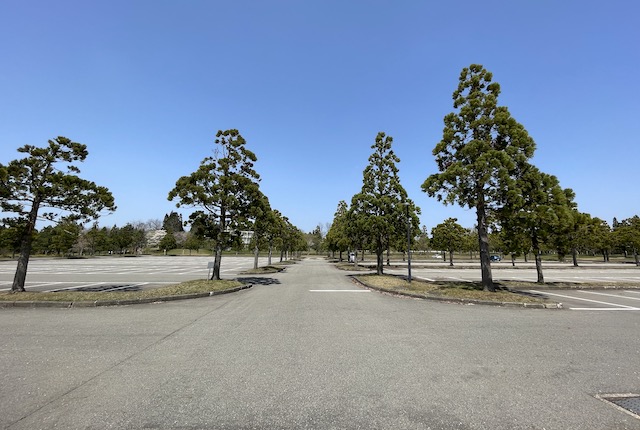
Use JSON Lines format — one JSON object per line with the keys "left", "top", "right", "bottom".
{"left": 351, "top": 277, "right": 563, "bottom": 309}
{"left": 0, "top": 284, "right": 253, "bottom": 309}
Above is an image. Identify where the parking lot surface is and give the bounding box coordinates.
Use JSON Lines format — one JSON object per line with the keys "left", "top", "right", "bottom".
{"left": 0, "top": 255, "right": 271, "bottom": 292}
{"left": 385, "top": 263, "right": 640, "bottom": 310}
{"left": 1, "top": 258, "right": 639, "bottom": 429}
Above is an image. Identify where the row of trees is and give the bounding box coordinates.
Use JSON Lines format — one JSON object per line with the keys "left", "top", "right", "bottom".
{"left": 422, "top": 64, "right": 639, "bottom": 287}
{"left": 326, "top": 64, "right": 639, "bottom": 288}
{"left": 0, "top": 216, "right": 312, "bottom": 260}
{"left": 166, "top": 129, "right": 309, "bottom": 279}
{"left": 428, "top": 216, "right": 640, "bottom": 269}
{"left": 1, "top": 130, "right": 307, "bottom": 291}
{"left": 325, "top": 132, "right": 421, "bottom": 275}
{"left": 0, "top": 222, "right": 146, "bottom": 257}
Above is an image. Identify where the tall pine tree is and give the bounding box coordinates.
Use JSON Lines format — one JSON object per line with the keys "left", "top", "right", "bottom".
{"left": 422, "top": 64, "right": 535, "bottom": 291}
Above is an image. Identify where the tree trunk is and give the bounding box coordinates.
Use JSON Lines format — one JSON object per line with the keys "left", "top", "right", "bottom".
{"left": 376, "top": 237, "right": 384, "bottom": 275}
{"left": 449, "top": 250, "right": 454, "bottom": 267}
{"left": 535, "top": 251, "right": 544, "bottom": 283}
{"left": 376, "top": 251, "right": 383, "bottom": 275}
{"left": 511, "top": 254, "right": 516, "bottom": 267}
{"left": 634, "top": 248, "right": 639, "bottom": 267}
{"left": 12, "top": 198, "right": 41, "bottom": 292}
{"left": 212, "top": 244, "right": 222, "bottom": 280}
{"left": 253, "top": 245, "right": 259, "bottom": 269}
{"left": 386, "top": 248, "right": 390, "bottom": 266}
{"left": 268, "top": 245, "right": 273, "bottom": 266}
{"left": 532, "top": 236, "right": 544, "bottom": 284}
{"left": 572, "top": 247, "right": 578, "bottom": 267}
{"left": 12, "top": 236, "right": 33, "bottom": 292}
{"left": 475, "top": 196, "right": 494, "bottom": 291}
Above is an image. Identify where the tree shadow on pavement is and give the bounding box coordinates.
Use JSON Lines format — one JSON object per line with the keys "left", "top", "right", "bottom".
{"left": 237, "top": 277, "right": 281, "bottom": 286}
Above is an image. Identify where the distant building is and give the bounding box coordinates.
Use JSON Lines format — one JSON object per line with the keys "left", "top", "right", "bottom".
{"left": 239, "top": 230, "right": 253, "bottom": 246}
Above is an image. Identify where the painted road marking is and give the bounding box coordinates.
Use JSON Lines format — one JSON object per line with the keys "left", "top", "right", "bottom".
{"left": 529, "top": 290, "right": 640, "bottom": 311}
{"left": 578, "top": 290, "right": 640, "bottom": 302}
{"left": 0, "top": 282, "right": 65, "bottom": 292}
{"left": 309, "top": 289, "right": 370, "bottom": 293}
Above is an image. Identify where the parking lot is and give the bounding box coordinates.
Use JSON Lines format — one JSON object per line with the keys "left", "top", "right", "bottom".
{"left": 2, "top": 257, "right": 640, "bottom": 311}
{"left": 385, "top": 263, "right": 640, "bottom": 311}
{"left": 0, "top": 255, "right": 271, "bottom": 293}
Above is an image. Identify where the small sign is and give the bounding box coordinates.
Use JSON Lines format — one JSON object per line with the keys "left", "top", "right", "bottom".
{"left": 207, "top": 262, "right": 215, "bottom": 269}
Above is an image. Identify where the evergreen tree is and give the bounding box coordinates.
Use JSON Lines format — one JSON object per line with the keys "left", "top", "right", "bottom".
{"left": 168, "top": 129, "right": 262, "bottom": 279}
{"left": 431, "top": 218, "right": 466, "bottom": 266}
{"left": 497, "top": 163, "right": 574, "bottom": 283}
{"left": 422, "top": 64, "right": 535, "bottom": 291}
{"left": 0, "top": 137, "right": 115, "bottom": 291}
{"left": 162, "top": 211, "right": 184, "bottom": 232}
{"left": 325, "top": 200, "right": 351, "bottom": 261}
{"left": 351, "top": 132, "right": 419, "bottom": 275}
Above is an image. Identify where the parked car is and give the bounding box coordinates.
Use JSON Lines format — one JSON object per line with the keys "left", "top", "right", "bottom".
{"left": 490, "top": 255, "right": 502, "bottom": 262}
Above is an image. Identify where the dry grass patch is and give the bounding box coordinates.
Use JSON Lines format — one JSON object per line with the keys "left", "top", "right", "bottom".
{"left": 355, "top": 274, "right": 549, "bottom": 304}
{"left": 335, "top": 262, "right": 375, "bottom": 272}
{"left": 0, "top": 279, "right": 242, "bottom": 302}
{"left": 241, "top": 265, "right": 284, "bottom": 274}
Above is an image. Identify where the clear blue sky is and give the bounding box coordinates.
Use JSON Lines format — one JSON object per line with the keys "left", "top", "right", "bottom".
{"left": 1, "top": 0, "right": 638, "bottom": 234}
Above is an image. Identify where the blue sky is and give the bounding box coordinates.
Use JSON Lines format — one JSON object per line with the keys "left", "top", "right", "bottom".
{"left": 1, "top": 0, "right": 638, "bottom": 234}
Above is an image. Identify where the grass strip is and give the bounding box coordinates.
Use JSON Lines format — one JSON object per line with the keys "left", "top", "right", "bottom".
{"left": 354, "top": 274, "right": 550, "bottom": 304}
{"left": 0, "top": 279, "right": 242, "bottom": 302}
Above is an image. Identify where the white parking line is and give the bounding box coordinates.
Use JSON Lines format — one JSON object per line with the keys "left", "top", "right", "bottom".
{"left": 529, "top": 290, "right": 640, "bottom": 311}
{"left": 627, "top": 290, "right": 640, "bottom": 295}
{"left": 578, "top": 290, "right": 640, "bottom": 302}
{"left": 310, "top": 290, "right": 370, "bottom": 293}
{"left": 0, "top": 282, "right": 65, "bottom": 292}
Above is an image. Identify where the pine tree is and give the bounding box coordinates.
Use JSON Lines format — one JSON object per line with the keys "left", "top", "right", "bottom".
{"left": 422, "top": 64, "right": 535, "bottom": 291}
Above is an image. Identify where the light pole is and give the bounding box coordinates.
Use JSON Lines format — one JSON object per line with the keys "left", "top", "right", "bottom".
{"left": 405, "top": 202, "right": 412, "bottom": 283}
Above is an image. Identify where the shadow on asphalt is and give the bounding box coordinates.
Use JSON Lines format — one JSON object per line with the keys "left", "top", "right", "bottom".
{"left": 509, "top": 289, "right": 548, "bottom": 300}
{"left": 237, "top": 277, "right": 281, "bottom": 286}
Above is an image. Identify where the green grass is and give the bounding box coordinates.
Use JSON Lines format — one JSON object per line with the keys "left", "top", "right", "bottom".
{"left": 0, "top": 279, "right": 242, "bottom": 302}
{"left": 354, "top": 274, "right": 551, "bottom": 304}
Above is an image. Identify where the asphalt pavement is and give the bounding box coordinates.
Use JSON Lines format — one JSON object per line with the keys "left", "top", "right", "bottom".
{"left": 1, "top": 258, "right": 639, "bottom": 429}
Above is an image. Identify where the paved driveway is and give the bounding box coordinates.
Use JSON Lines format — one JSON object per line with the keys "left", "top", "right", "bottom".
{"left": 1, "top": 258, "right": 639, "bottom": 429}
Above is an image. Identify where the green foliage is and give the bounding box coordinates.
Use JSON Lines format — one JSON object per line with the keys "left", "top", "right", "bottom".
{"left": 413, "top": 226, "right": 430, "bottom": 253}
{"left": 162, "top": 211, "right": 184, "bottom": 233}
{"left": 168, "top": 129, "right": 262, "bottom": 279}
{"left": 1, "top": 137, "right": 116, "bottom": 291}
{"left": 84, "top": 224, "right": 112, "bottom": 255}
{"left": 430, "top": 218, "right": 466, "bottom": 266}
{"left": 325, "top": 201, "right": 351, "bottom": 258}
{"left": 497, "top": 163, "right": 575, "bottom": 282}
{"left": 158, "top": 231, "right": 178, "bottom": 251}
{"left": 613, "top": 216, "right": 640, "bottom": 265}
{"left": 350, "top": 132, "right": 420, "bottom": 275}
{"left": 422, "top": 64, "right": 535, "bottom": 291}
